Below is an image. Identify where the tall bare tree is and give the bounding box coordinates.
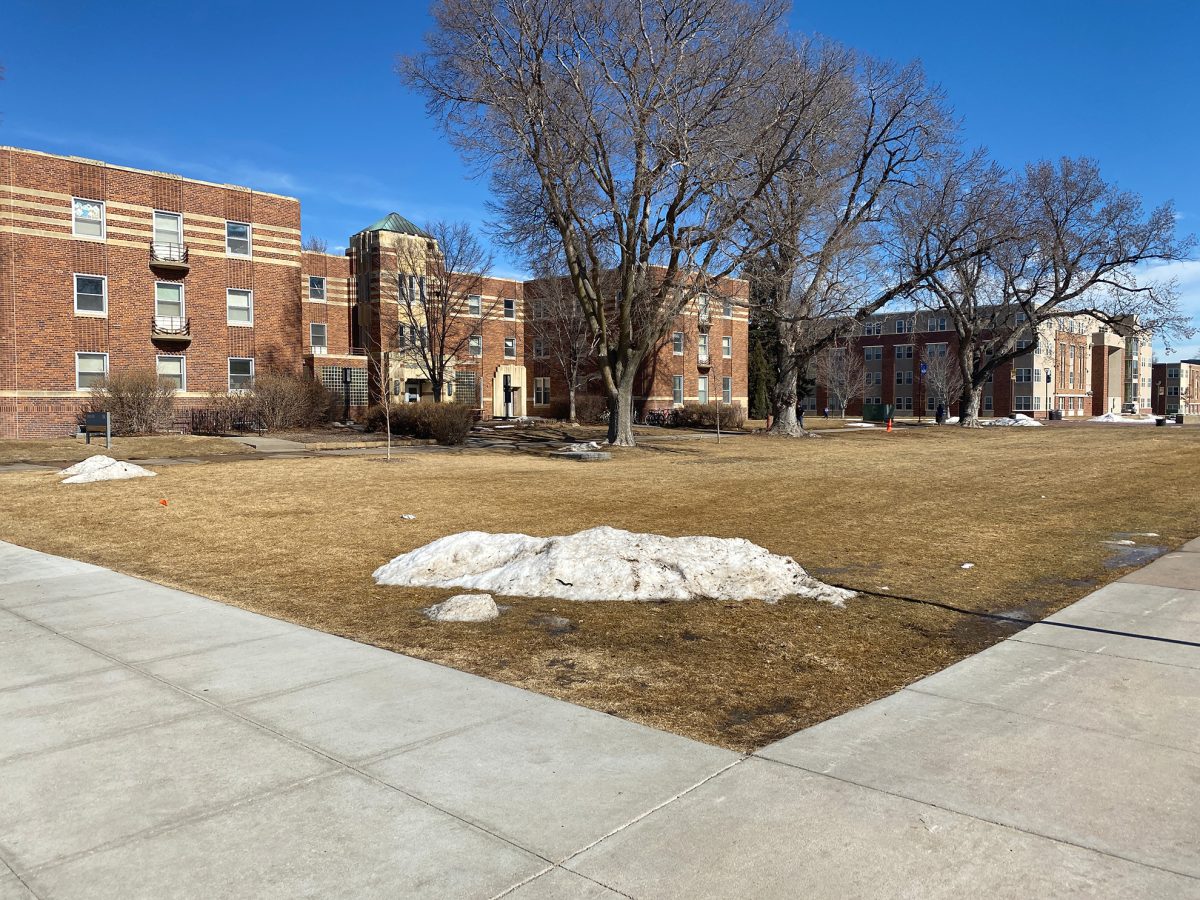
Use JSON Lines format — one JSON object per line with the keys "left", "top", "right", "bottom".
{"left": 526, "top": 274, "right": 598, "bottom": 423}
{"left": 403, "top": 0, "right": 826, "bottom": 445}
{"left": 920, "top": 343, "right": 962, "bottom": 419}
{"left": 812, "top": 339, "right": 865, "bottom": 417}
{"left": 302, "top": 236, "right": 329, "bottom": 253}
{"left": 391, "top": 220, "right": 496, "bottom": 403}
{"left": 916, "top": 157, "right": 1193, "bottom": 425}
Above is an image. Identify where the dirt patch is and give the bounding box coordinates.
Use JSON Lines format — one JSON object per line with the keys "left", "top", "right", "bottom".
{"left": 0, "top": 435, "right": 246, "bottom": 466}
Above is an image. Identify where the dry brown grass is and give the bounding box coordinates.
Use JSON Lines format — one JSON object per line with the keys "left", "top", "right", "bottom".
{"left": 0, "top": 435, "right": 249, "bottom": 466}
{"left": 1, "top": 425, "right": 1197, "bottom": 752}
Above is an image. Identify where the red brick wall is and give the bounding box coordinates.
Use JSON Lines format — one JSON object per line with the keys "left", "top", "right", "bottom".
{"left": 1, "top": 147, "right": 303, "bottom": 437}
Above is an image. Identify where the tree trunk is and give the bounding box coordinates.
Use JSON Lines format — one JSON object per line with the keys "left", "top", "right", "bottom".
{"left": 568, "top": 385, "right": 577, "bottom": 424}
{"left": 767, "top": 353, "right": 806, "bottom": 436}
{"left": 432, "top": 377, "right": 444, "bottom": 402}
{"left": 606, "top": 376, "right": 636, "bottom": 446}
{"left": 958, "top": 384, "right": 983, "bottom": 427}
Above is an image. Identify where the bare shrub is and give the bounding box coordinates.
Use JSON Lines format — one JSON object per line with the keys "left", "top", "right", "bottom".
{"left": 86, "top": 370, "right": 175, "bottom": 435}
{"left": 365, "top": 401, "right": 475, "bottom": 445}
{"left": 250, "top": 372, "right": 334, "bottom": 431}
{"left": 671, "top": 402, "right": 746, "bottom": 430}
{"left": 573, "top": 394, "right": 608, "bottom": 425}
{"left": 427, "top": 403, "right": 475, "bottom": 445}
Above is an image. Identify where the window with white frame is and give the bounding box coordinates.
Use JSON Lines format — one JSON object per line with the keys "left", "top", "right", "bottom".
{"left": 1034, "top": 396, "right": 1042, "bottom": 410}
{"left": 697, "top": 375, "right": 709, "bottom": 404}
{"left": 672, "top": 375, "right": 684, "bottom": 405}
{"left": 672, "top": 332, "right": 684, "bottom": 355}
{"left": 533, "top": 337, "right": 545, "bottom": 358}
{"left": 310, "top": 323, "right": 328, "bottom": 354}
{"left": 469, "top": 334, "right": 482, "bottom": 357}
{"left": 1168, "top": 385, "right": 1180, "bottom": 396}
{"left": 503, "top": 298, "right": 516, "bottom": 319}
{"left": 534, "top": 376, "right": 551, "bottom": 405}
{"left": 984, "top": 395, "right": 993, "bottom": 410}
{"left": 468, "top": 294, "right": 482, "bottom": 316}
{"left": 152, "top": 211, "right": 182, "bottom": 246}
{"left": 1013, "top": 395, "right": 1033, "bottom": 411}
{"left": 722, "top": 376, "right": 732, "bottom": 404}
{"left": 503, "top": 336, "right": 516, "bottom": 358}
{"left": 864, "top": 321, "right": 882, "bottom": 336}
{"left": 895, "top": 344, "right": 913, "bottom": 359}
{"left": 723, "top": 298, "right": 734, "bottom": 318}
{"left": 1015, "top": 368, "right": 1032, "bottom": 383}
{"left": 225, "top": 221, "right": 251, "bottom": 256}
{"left": 926, "top": 342, "right": 948, "bottom": 358}
{"left": 698, "top": 333, "right": 709, "bottom": 361}
{"left": 74, "top": 274, "right": 106, "bottom": 315}
{"left": 697, "top": 294, "right": 710, "bottom": 318}
{"left": 228, "top": 357, "right": 254, "bottom": 392}
{"left": 1016, "top": 338, "right": 1031, "bottom": 350}
{"left": 156, "top": 355, "right": 185, "bottom": 390}
{"left": 155, "top": 282, "right": 183, "bottom": 321}
{"left": 75, "top": 352, "right": 108, "bottom": 389}
{"left": 227, "top": 289, "right": 253, "bottom": 325}
{"left": 722, "top": 335, "right": 732, "bottom": 358}
{"left": 895, "top": 371, "right": 913, "bottom": 385}
{"left": 309, "top": 276, "right": 326, "bottom": 300}
{"left": 896, "top": 396, "right": 913, "bottom": 411}
{"left": 864, "top": 345, "right": 883, "bottom": 361}
{"left": 926, "top": 315, "right": 948, "bottom": 332}
{"left": 895, "top": 319, "right": 912, "bottom": 334}
{"left": 72, "top": 198, "right": 105, "bottom": 238}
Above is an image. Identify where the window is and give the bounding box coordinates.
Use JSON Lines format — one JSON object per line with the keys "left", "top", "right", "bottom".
{"left": 697, "top": 375, "right": 709, "bottom": 404}
{"left": 984, "top": 395, "right": 993, "bottom": 411}
{"left": 534, "top": 376, "right": 551, "bottom": 405}
{"left": 672, "top": 332, "right": 684, "bottom": 355}
{"left": 1016, "top": 339, "right": 1031, "bottom": 350}
{"left": 72, "top": 198, "right": 105, "bottom": 238}
{"left": 864, "top": 346, "right": 883, "bottom": 361}
{"left": 672, "top": 375, "right": 684, "bottom": 405}
{"left": 225, "top": 221, "right": 251, "bottom": 256}
{"left": 504, "top": 298, "right": 516, "bottom": 319}
{"left": 722, "top": 336, "right": 732, "bottom": 358}
{"left": 863, "top": 321, "right": 883, "bottom": 336}
{"left": 1168, "top": 367, "right": 1180, "bottom": 379}
{"left": 895, "top": 319, "right": 912, "bottom": 334}
{"left": 926, "top": 316, "right": 948, "bottom": 332}
{"left": 533, "top": 337, "right": 545, "bottom": 358}
{"left": 152, "top": 211, "right": 182, "bottom": 246}
{"left": 1016, "top": 311, "right": 1027, "bottom": 323}
{"left": 926, "top": 342, "right": 948, "bottom": 358}
{"left": 156, "top": 355, "right": 185, "bottom": 390}
{"left": 722, "top": 298, "right": 734, "bottom": 318}
{"left": 228, "top": 358, "right": 254, "bottom": 392}
{"left": 1015, "top": 368, "right": 1032, "bottom": 383}
{"left": 926, "top": 396, "right": 937, "bottom": 411}
{"left": 503, "top": 336, "right": 516, "bottom": 358}
{"left": 895, "top": 371, "right": 913, "bottom": 385}
{"left": 309, "top": 276, "right": 326, "bottom": 300}
{"left": 310, "top": 323, "right": 328, "bottom": 354}
{"left": 155, "top": 282, "right": 183, "bottom": 320}
{"left": 697, "top": 294, "right": 710, "bottom": 318}
{"left": 74, "top": 274, "right": 106, "bottom": 315}
{"left": 75, "top": 352, "right": 108, "bottom": 389}
{"left": 1168, "top": 385, "right": 1180, "bottom": 396}
{"left": 895, "top": 344, "right": 913, "bottom": 359}
{"left": 1014, "top": 396, "right": 1033, "bottom": 411}
{"left": 1034, "top": 396, "right": 1042, "bottom": 411}
{"left": 227, "top": 289, "right": 253, "bottom": 325}
{"left": 722, "top": 376, "right": 732, "bottom": 404}
{"left": 896, "top": 396, "right": 913, "bottom": 411}
{"left": 469, "top": 334, "right": 482, "bottom": 357}
{"left": 698, "top": 333, "right": 709, "bottom": 362}
{"left": 468, "top": 294, "right": 482, "bottom": 316}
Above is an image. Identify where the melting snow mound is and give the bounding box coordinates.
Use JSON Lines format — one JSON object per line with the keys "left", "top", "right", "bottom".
{"left": 374, "top": 526, "right": 853, "bottom": 605}
{"left": 1089, "top": 413, "right": 1156, "bottom": 424}
{"left": 59, "top": 455, "right": 156, "bottom": 484}
{"left": 983, "top": 414, "right": 1043, "bottom": 427}
{"left": 425, "top": 593, "right": 500, "bottom": 622}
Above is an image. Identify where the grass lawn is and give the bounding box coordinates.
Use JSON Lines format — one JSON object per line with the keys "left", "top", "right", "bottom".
{"left": 1, "top": 425, "right": 1197, "bottom": 751}
{"left": 0, "top": 435, "right": 250, "bottom": 466}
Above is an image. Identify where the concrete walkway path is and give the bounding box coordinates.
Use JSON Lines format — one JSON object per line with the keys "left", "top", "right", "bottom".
{"left": 1, "top": 541, "right": 1197, "bottom": 898}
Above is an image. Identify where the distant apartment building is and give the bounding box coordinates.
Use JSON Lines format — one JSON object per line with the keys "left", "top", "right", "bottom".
{"left": 0, "top": 147, "right": 747, "bottom": 437}
{"left": 1151, "top": 360, "right": 1200, "bottom": 415}
{"left": 808, "top": 308, "right": 1153, "bottom": 419}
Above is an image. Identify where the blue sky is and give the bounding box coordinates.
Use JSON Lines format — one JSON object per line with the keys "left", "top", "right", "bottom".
{"left": 3, "top": 0, "right": 1197, "bottom": 355}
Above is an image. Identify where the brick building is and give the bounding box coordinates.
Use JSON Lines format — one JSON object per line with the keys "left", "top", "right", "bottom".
{"left": 807, "top": 308, "right": 1153, "bottom": 420}
{"left": 1151, "top": 360, "right": 1200, "bottom": 415}
{"left": 0, "top": 146, "right": 748, "bottom": 437}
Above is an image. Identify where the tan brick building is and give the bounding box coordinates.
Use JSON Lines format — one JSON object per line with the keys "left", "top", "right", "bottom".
{"left": 1151, "top": 360, "right": 1200, "bottom": 415}
{"left": 0, "top": 146, "right": 748, "bottom": 436}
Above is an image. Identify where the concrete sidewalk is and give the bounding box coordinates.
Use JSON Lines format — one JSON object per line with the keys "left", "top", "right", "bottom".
{"left": 1, "top": 541, "right": 1197, "bottom": 898}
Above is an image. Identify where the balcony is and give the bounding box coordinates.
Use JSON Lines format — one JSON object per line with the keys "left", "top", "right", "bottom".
{"left": 697, "top": 353, "right": 712, "bottom": 371}
{"left": 151, "top": 316, "right": 191, "bottom": 345}
{"left": 697, "top": 309, "right": 712, "bottom": 332}
{"left": 149, "top": 242, "right": 190, "bottom": 275}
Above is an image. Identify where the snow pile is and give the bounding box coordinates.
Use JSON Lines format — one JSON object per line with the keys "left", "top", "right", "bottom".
{"left": 943, "top": 416, "right": 960, "bottom": 425}
{"left": 1089, "top": 413, "right": 1157, "bottom": 424}
{"left": 844, "top": 422, "right": 875, "bottom": 428}
{"left": 557, "top": 441, "right": 603, "bottom": 452}
{"left": 374, "top": 525, "right": 854, "bottom": 605}
{"left": 58, "top": 455, "right": 156, "bottom": 484}
{"left": 983, "top": 414, "right": 1043, "bottom": 427}
{"left": 424, "top": 593, "right": 500, "bottom": 622}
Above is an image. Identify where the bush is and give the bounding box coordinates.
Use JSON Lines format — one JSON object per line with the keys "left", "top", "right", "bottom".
{"left": 86, "top": 370, "right": 175, "bottom": 435}
{"left": 574, "top": 393, "right": 609, "bottom": 425}
{"left": 365, "top": 400, "right": 476, "bottom": 445}
{"left": 249, "top": 371, "right": 334, "bottom": 431}
{"left": 670, "top": 402, "right": 746, "bottom": 430}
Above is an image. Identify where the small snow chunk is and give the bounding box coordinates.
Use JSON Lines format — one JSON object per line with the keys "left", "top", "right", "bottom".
{"left": 59, "top": 455, "right": 156, "bottom": 484}
{"left": 424, "top": 593, "right": 499, "bottom": 622}
{"left": 375, "top": 526, "right": 853, "bottom": 604}
{"left": 400, "top": 514, "right": 417, "bottom": 520}
{"left": 960, "top": 563, "right": 975, "bottom": 569}
{"left": 1104, "top": 539, "right": 1136, "bottom": 546}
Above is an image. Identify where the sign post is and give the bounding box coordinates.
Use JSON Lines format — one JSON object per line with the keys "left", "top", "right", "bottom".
{"left": 918, "top": 361, "right": 928, "bottom": 423}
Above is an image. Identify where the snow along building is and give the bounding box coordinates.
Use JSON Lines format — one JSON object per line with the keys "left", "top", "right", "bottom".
{"left": 805, "top": 308, "right": 1153, "bottom": 420}
{"left": 0, "top": 145, "right": 747, "bottom": 437}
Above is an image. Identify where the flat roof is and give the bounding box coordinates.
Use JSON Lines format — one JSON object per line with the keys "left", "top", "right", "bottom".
{"left": 0, "top": 145, "right": 300, "bottom": 203}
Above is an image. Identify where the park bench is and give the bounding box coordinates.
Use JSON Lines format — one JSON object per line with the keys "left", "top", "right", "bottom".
{"left": 79, "top": 411, "right": 111, "bottom": 448}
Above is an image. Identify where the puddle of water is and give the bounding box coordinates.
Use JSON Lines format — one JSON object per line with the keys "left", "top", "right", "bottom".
{"left": 1101, "top": 540, "right": 1168, "bottom": 570}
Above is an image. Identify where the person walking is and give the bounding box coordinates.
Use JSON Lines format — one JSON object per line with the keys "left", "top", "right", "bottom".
{"left": 936, "top": 402, "right": 946, "bottom": 425}
{"left": 823, "top": 405, "right": 829, "bottom": 419}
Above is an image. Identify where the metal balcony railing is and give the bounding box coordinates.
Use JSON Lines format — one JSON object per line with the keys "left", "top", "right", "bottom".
{"left": 151, "top": 315, "right": 191, "bottom": 337}
{"left": 150, "top": 242, "right": 189, "bottom": 264}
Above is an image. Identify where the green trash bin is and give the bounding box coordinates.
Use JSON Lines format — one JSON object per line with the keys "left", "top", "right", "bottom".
{"left": 862, "top": 403, "right": 894, "bottom": 423}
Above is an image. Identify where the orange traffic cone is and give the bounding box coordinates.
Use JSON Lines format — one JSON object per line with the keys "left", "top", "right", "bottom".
{"left": 886, "top": 418, "right": 893, "bottom": 433}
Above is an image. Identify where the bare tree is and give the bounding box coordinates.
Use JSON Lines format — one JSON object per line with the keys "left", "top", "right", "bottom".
{"left": 526, "top": 274, "right": 598, "bottom": 423}
{"left": 917, "top": 157, "right": 1193, "bottom": 425}
{"left": 302, "top": 236, "right": 330, "bottom": 253}
{"left": 920, "top": 344, "right": 962, "bottom": 420}
{"left": 390, "top": 220, "right": 496, "bottom": 403}
{"left": 403, "top": 0, "right": 827, "bottom": 445}
{"left": 813, "top": 339, "right": 865, "bottom": 418}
